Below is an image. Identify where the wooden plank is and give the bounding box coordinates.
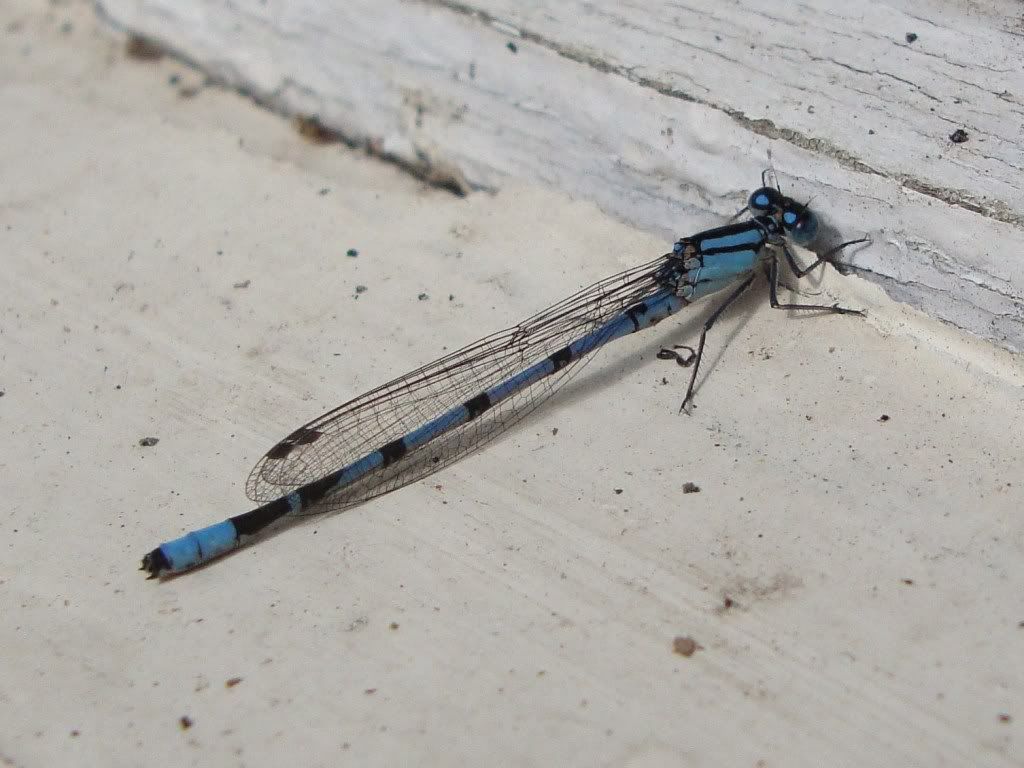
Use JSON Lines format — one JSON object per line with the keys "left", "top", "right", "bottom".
{"left": 96, "top": 0, "right": 1024, "bottom": 350}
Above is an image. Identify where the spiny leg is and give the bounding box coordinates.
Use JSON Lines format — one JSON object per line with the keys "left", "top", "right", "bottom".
{"left": 768, "top": 253, "right": 863, "bottom": 315}
{"left": 727, "top": 205, "right": 750, "bottom": 224}
{"left": 671, "top": 273, "right": 757, "bottom": 413}
{"left": 781, "top": 237, "right": 871, "bottom": 279}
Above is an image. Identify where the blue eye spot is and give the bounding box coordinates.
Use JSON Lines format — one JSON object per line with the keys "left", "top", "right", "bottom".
{"left": 790, "top": 212, "right": 819, "bottom": 245}
{"left": 748, "top": 187, "right": 781, "bottom": 213}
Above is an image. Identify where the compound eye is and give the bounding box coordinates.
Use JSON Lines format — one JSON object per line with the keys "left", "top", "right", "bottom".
{"left": 748, "top": 187, "right": 782, "bottom": 213}
{"left": 788, "top": 209, "right": 820, "bottom": 245}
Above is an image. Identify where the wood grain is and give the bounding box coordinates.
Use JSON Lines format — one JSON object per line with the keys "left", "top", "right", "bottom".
{"left": 97, "top": 0, "right": 1024, "bottom": 349}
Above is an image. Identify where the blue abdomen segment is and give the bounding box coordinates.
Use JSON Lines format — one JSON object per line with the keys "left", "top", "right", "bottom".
{"left": 151, "top": 520, "right": 238, "bottom": 574}
{"left": 403, "top": 406, "right": 470, "bottom": 450}
{"left": 485, "top": 359, "right": 554, "bottom": 404}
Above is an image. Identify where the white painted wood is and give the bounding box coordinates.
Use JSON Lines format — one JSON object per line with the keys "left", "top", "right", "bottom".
{"left": 5, "top": 3, "right": 1023, "bottom": 765}
{"left": 95, "top": 0, "right": 1024, "bottom": 351}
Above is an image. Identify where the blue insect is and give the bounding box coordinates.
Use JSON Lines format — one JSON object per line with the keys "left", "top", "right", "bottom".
{"left": 142, "top": 178, "right": 866, "bottom": 577}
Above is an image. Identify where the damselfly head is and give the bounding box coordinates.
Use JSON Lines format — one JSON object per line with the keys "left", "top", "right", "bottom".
{"left": 749, "top": 186, "right": 819, "bottom": 244}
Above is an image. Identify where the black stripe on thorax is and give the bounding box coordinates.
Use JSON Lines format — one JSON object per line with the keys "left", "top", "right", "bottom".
{"left": 690, "top": 221, "right": 767, "bottom": 256}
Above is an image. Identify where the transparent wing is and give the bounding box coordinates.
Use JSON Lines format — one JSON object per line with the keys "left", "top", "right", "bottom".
{"left": 246, "top": 254, "right": 674, "bottom": 512}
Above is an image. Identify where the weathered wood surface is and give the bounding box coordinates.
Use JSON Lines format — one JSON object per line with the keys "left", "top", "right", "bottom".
{"left": 4, "top": 3, "right": 1022, "bottom": 766}
{"left": 96, "top": 0, "right": 1024, "bottom": 350}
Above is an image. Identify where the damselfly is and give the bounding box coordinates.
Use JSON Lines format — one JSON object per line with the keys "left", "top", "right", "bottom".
{"left": 142, "top": 178, "right": 865, "bottom": 577}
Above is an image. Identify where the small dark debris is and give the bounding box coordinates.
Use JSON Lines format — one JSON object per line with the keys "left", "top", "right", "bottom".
{"left": 179, "top": 716, "right": 193, "bottom": 731}
{"left": 233, "top": 279, "right": 251, "bottom": 289}
{"left": 346, "top": 248, "right": 359, "bottom": 258}
{"left": 318, "top": 187, "right": 330, "bottom": 196}
{"left": 682, "top": 482, "right": 700, "bottom": 494}
{"left": 418, "top": 293, "right": 429, "bottom": 301}
{"left": 355, "top": 285, "right": 368, "bottom": 294}
{"left": 551, "top": 427, "right": 558, "bottom": 436}
{"left": 126, "top": 35, "right": 164, "bottom": 61}
{"left": 225, "top": 677, "right": 243, "bottom": 688}
{"left": 672, "top": 636, "right": 702, "bottom": 657}
{"left": 905, "top": 32, "right": 918, "bottom": 43}
{"left": 70, "top": 729, "right": 80, "bottom": 737}
{"left": 949, "top": 128, "right": 969, "bottom": 144}
{"left": 723, "top": 596, "right": 735, "bottom": 609}
{"left": 364, "top": 688, "right": 377, "bottom": 695}
{"left": 138, "top": 437, "right": 159, "bottom": 447}
{"left": 998, "top": 713, "right": 1012, "bottom": 724}
{"left": 878, "top": 414, "right": 890, "bottom": 422}
{"left": 177, "top": 85, "right": 201, "bottom": 99}
{"left": 507, "top": 41, "right": 518, "bottom": 53}
{"left": 657, "top": 345, "right": 696, "bottom": 367}
{"left": 294, "top": 115, "right": 338, "bottom": 144}
{"left": 60, "top": 21, "right": 73, "bottom": 35}
{"left": 0, "top": 391, "right": 5, "bottom": 397}
{"left": 389, "top": 622, "right": 399, "bottom": 630}
{"left": 614, "top": 488, "right": 623, "bottom": 495}
{"left": 868, "top": 129, "right": 875, "bottom": 135}
{"left": 448, "top": 294, "right": 455, "bottom": 301}
{"left": 902, "top": 578, "right": 914, "bottom": 585}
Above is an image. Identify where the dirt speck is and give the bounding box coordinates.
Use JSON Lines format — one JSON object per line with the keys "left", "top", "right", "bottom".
{"left": 672, "top": 636, "right": 702, "bottom": 657}
{"left": 126, "top": 35, "right": 164, "bottom": 61}
{"left": 294, "top": 115, "right": 340, "bottom": 144}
